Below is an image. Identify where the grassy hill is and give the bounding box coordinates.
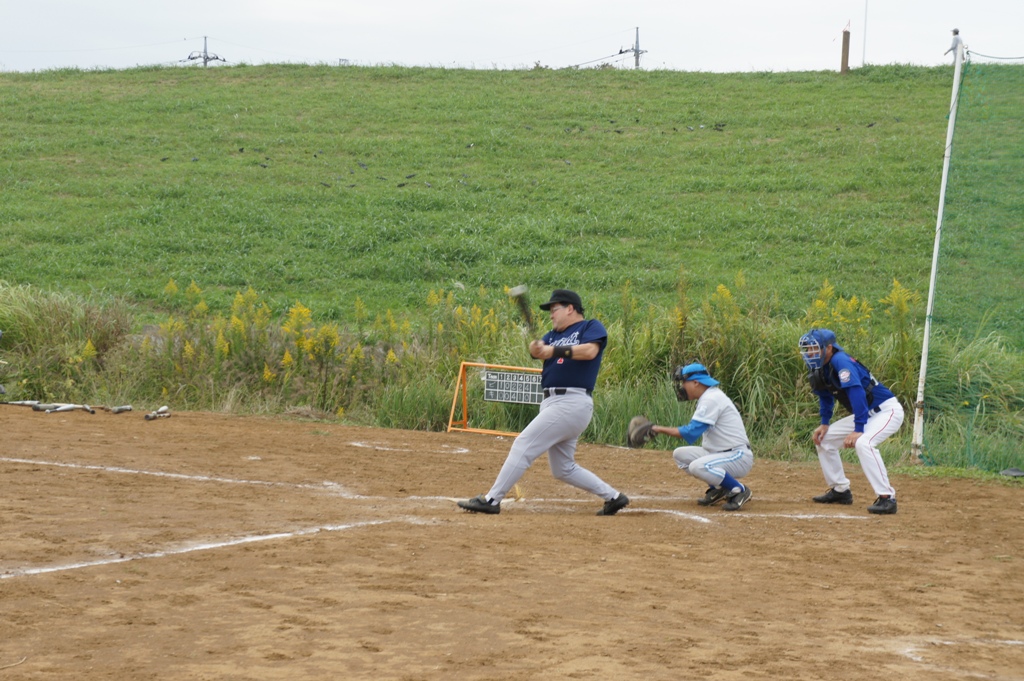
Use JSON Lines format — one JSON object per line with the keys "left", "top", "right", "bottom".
{"left": 1, "top": 62, "right": 973, "bottom": 329}
{"left": 1, "top": 63, "right": 1022, "bottom": 470}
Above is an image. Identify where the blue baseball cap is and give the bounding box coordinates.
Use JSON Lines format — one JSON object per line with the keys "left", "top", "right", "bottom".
{"left": 674, "top": 363, "right": 720, "bottom": 387}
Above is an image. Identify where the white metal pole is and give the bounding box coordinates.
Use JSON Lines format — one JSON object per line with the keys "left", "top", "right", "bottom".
{"left": 911, "top": 42, "right": 965, "bottom": 463}
{"left": 862, "top": 1, "right": 868, "bottom": 66}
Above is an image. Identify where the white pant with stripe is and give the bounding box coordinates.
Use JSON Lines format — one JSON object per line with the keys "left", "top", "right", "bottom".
{"left": 815, "top": 397, "right": 904, "bottom": 498}
{"left": 672, "top": 446, "right": 754, "bottom": 488}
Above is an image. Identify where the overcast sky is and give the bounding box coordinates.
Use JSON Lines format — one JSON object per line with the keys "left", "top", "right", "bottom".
{"left": 1, "top": 0, "right": 1020, "bottom": 73}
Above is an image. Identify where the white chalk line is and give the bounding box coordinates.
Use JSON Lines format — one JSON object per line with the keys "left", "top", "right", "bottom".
{"left": 1, "top": 459, "right": 868, "bottom": 579}
{"left": 0, "top": 456, "right": 361, "bottom": 498}
{"left": 2, "top": 458, "right": 872, "bottom": 523}
{"left": 348, "top": 441, "right": 471, "bottom": 454}
{"left": 0, "top": 519, "right": 398, "bottom": 581}
{"left": 636, "top": 509, "right": 715, "bottom": 524}
{"left": 896, "top": 638, "right": 1024, "bottom": 679}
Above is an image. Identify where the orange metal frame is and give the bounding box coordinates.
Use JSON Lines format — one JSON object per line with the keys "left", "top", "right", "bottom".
{"left": 447, "top": 361, "right": 541, "bottom": 437}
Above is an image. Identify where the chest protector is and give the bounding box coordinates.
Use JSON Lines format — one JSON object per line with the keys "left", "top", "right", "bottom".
{"left": 808, "top": 358, "right": 876, "bottom": 413}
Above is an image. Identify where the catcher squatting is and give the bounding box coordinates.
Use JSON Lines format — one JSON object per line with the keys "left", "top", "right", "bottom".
{"left": 629, "top": 363, "right": 753, "bottom": 510}
{"left": 458, "top": 288, "right": 903, "bottom": 517}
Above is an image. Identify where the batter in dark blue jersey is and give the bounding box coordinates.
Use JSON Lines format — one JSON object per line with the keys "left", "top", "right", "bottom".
{"left": 800, "top": 328, "right": 904, "bottom": 515}
{"left": 458, "top": 289, "right": 629, "bottom": 516}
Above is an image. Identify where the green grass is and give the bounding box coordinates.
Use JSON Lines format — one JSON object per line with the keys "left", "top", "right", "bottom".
{"left": 3, "top": 63, "right": 1005, "bottom": 335}
{"left": 1, "top": 63, "right": 1022, "bottom": 473}
{"left": 936, "top": 62, "right": 1024, "bottom": 343}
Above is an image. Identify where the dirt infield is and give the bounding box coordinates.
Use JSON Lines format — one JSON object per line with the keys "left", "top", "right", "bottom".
{"left": 1, "top": 409, "right": 1022, "bottom": 680}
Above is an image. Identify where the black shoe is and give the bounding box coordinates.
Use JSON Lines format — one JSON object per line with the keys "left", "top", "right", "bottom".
{"left": 812, "top": 488, "right": 853, "bottom": 505}
{"left": 697, "top": 486, "right": 729, "bottom": 507}
{"left": 867, "top": 496, "right": 897, "bottom": 515}
{"left": 457, "top": 494, "right": 500, "bottom": 514}
{"left": 596, "top": 493, "right": 629, "bottom": 516}
{"left": 722, "top": 486, "right": 752, "bottom": 511}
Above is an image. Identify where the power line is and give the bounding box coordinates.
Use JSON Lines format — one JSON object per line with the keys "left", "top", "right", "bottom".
{"left": 0, "top": 39, "right": 189, "bottom": 54}
{"left": 570, "top": 27, "right": 645, "bottom": 69}
{"left": 966, "top": 50, "right": 1024, "bottom": 60}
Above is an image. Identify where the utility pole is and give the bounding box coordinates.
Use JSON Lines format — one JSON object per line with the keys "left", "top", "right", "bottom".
{"left": 841, "top": 28, "right": 851, "bottom": 74}
{"left": 633, "top": 27, "right": 647, "bottom": 69}
{"left": 183, "top": 36, "right": 226, "bottom": 67}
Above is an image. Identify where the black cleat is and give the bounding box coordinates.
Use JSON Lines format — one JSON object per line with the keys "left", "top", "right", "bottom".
{"left": 596, "top": 493, "right": 629, "bottom": 516}
{"left": 457, "top": 494, "right": 500, "bottom": 514}
{"left": 867, "top": 496, "right": 898, "bottom": 515}
{"left": 723, "top": 486, "right": 752, "bottom": 511}
{"left": 813, "top": 488, "right": 853, "bottom": 505}
{"left": 697, "top": 486, "right": 729, "bottom": 506}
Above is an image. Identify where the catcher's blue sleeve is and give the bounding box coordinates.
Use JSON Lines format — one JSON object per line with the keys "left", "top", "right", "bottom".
{"left": 677, "top": 420, "right": 711, "bottom": 445}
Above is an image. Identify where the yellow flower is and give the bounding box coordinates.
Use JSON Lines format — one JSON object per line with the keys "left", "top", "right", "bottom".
{"left": 386, "top": 348, "right": 398, "bottom": 364}
{"left": 253, "top": 303, "right": 271, "bottom": 331}
{"left": 184, "top": 340, "right": 195, "bottom": 362}
{"left": 231, "top": 287, "right": 260, "bottom": 322}
{"left": 311, "top": 324, "right": 340, "bottom": 359}
{"left": 185, "top": 280, "right": 203, "bottom": 302}
{"left": 230, "top": 315, "right": 246, "bottom": 335}
{"left": 160, "top": 315, "right": 185, "bottom": 336}
{"left": 82, "top": 339, "right": 97, "bottom": 361}
{"left": 426, "top": 290, "right": 440, "bottom": 307}
{"left": 262, "top": 362, "right": 276, "bottom": 383}
{"left": 880, "top": 279, "right": 920, "bottom": 317}
{"left": 282, "top": 349, "right": 294, "bottom": 368}
{"left": 216, "top": 329, "right": 230, "bottom": 358}
{"left": 673, "top": 306, "right": 686, "bottom": 331}
{"left": 164, "top": 279, "right": 179, "bottom": 297}
{"left": 336, "top": 406, "right": 345, "bottom": 418}
{"left": 284, "top": 302, "right": 313, "bottom": 336}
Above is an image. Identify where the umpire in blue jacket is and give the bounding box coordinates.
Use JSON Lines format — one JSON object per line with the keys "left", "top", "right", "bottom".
{"left": 799, "top": 328, "right": 904, "bottom": 515}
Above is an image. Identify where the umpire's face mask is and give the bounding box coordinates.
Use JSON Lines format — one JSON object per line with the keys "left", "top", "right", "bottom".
{"left": 674, "top": 378, "right": 692, "bottom": 401}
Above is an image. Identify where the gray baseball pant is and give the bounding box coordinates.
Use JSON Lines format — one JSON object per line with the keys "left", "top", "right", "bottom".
{"left": 672, "top": 446, "right": 753, "bottom": 487}
{"left": 487, "top": 390, "right": 619, "bottom": 503}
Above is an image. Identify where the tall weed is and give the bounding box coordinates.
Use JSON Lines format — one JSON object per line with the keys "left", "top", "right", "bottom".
{"left": 1, "top": 279, "right": 1021, "bottom": 473}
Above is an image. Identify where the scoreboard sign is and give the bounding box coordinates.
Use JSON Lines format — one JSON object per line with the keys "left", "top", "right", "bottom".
{"left": 483, "top": 370, "right": 543, "bottom": 405}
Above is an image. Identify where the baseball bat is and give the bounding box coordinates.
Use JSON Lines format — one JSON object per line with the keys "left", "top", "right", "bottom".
{"left": 29, "top": 402, "right": 96, "bottom": 414}
{"left": 95, "top": 404, "right": 134, "bottom": 414}
{"left": 46, "top": 403, "right": 96, "bottom": 414}
{"left": 508, "top": 284, "right": 535, "bottom": 333}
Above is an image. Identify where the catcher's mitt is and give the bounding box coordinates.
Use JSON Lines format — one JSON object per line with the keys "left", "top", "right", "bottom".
{"left": 627, "top": 415, "right": 656, "bottom": 448}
